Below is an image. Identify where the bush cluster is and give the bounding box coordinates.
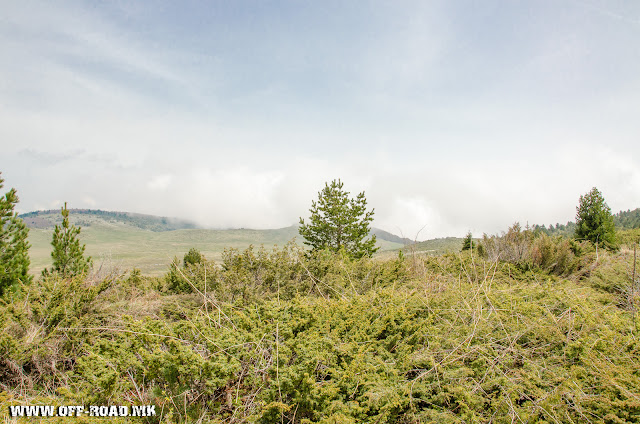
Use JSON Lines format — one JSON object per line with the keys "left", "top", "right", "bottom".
{"left": 165, "top": 243, "right": 406, "bottom": 304}
{"left": 478, "top": 223, "right": 595, "bottom": 277}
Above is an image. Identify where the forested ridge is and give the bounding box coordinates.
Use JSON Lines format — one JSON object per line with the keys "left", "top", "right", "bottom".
{"left": 19, "top": 209, "right": 199, "bottom": 232}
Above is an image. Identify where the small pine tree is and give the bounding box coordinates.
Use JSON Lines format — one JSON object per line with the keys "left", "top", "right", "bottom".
{"left": 575, "top": 187, "right": 617, "bottom": 250}
{"left": 299, "top": 179, "right": 379, "bottom": 258}
{"left": 461, "top": 231, "right": 475, "bottom": 251}
{"left": 43, "top": 202, "right": 92, "bottom": 279}
{"left": 0, "top": 173, "right": 32, "bottom": 295}
{"left": 183, "top": 248, "right": 204, "bottom": 267}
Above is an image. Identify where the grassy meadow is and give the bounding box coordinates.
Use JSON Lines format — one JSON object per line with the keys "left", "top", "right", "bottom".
{"left": 23, "top": 210, "right": 411, "bottom": 276}
{"left": 27, "top": 223, "right": 299, "bottom": 276}
{"left": 27, "top": 224, "right": 408, "bottom": 276}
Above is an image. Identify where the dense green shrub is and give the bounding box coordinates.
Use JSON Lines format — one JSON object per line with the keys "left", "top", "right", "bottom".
{"left": 165, "top": 243, "right": 407, "bottom": 304}
{"left": 618, "top": 228, "right": 640, "bottom": 248}
{"left": 166, "top": 254, "right": 220, "bottom": 295}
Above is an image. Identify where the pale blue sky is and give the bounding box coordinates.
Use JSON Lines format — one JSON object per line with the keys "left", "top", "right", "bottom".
{"left": 1, "top": 0, "right": 639, "bottom": 238}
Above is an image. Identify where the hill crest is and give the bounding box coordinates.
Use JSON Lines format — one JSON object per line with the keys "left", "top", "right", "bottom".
{"left": 19, "top": 208, "right": 412, "bottom": 245}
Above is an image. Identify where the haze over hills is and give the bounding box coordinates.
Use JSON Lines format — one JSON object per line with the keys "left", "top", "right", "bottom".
{"left": 20, "top": 209, "right": 200, "bottom": 232}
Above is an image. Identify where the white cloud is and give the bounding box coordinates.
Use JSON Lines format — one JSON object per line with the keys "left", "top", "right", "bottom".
{"left": 147, "top": 174, "right": 174, "bottom": 191}
{"left": 82, "top": 196, "right": 97, "bottom": 207}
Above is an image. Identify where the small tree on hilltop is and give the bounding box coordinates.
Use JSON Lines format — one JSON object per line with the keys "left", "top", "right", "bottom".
{"left": 0, "top": 173, "right": 32, "bottom": 295}
{"left": 43, "top": 202, "right": 92, "bottom": 279}
{"left": 575, "top": 187, "right": 617, "bottom": 250}
{"left": 299, "top": 179, "right": 379, "bottom": 258}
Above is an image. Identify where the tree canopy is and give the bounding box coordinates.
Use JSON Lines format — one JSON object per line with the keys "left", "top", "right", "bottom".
{"left": 299, "top": 179, "right": 378, "bottom": 258}
{"left": 0, "top": 173, "right": 32, "bottom": 295}
{"left": 575, "top": 187, "right": 617, "bottom": 250}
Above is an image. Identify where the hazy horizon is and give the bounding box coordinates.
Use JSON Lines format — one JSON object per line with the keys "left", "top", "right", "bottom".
{"left": 2, "top": 1, "right": 639, "bottom": 239}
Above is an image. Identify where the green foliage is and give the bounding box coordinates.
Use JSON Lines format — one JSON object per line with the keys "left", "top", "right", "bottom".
{"left": 165, "top": 242, "right": 406, "bottom": 303}
{"left": 0, "top": 274, "right": 113, "bottom": 394}
{"left": 575, "top": 187, "right": 618, "bottom": 250}
{"left": 533, "top": 207, "right": 639, "bottom": 239}
{"left": 166, "top": 251, "right": 219, "bottom": 295}
{"left": 183, "top": 247, "right": 204, "bottom": 267}
{"left": 618, "top": 228, "right": 640, "bottom": 248}
{"left": 42, "top": 202, "right": 92, "bottom": 279}
{"left": 0, "top": 173, "right": 32, "bottom": 295}
{"left": 461, "top": 231, "right": 475, "bottom": 251}
{"left": 2, "top": 240, "right": 640, "bottom": 423}
{"left": 299, "top": 179, "right": 379, "bottom": 258}
{"left": 614, "top": 208, "right": 640, "bottom": 229}
{"left": 533, "top": 221, "right": 576, "bottom": 238}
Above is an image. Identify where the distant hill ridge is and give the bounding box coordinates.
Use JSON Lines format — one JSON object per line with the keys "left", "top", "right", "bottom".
{"left": 20, "top": 209, "right": 198, "bottom": 232}
{"left": 19, "top": 208, "right": 413, "bottom": 244}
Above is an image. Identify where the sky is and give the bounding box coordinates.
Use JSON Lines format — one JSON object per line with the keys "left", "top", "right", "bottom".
{"left": 1, "top": 0, "right": 639, "bottom": 239}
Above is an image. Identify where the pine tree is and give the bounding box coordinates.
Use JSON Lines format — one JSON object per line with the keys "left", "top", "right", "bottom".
{"left": 299, "top": 179, "right": 379, "bottom": 258}
{"left": 575, "top": 187, "right": 617, "bottom": 250}
{"left": 461, "top": 231, "right": 475, "bottom": 251}
{"left": 183, "top": 247, "right": 204, "bottom": 267}
{"left": 0, "top": 173, "right": 32, "bottom": 295}
{"left": 43, "top": 202, "right": 92, "bottom": 279}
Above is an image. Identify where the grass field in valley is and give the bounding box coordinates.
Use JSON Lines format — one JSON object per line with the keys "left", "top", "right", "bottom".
{"left": 26, "top": 219, "right": 409, "bottom": 276}
{"left": 28, "top": 224, "right": 300, "bottom": 276}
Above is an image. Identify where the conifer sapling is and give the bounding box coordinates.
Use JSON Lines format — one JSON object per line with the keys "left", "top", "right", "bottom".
{"left": 0, "top": 172, "right": 32, "bottom": 294}
{"left": 43, "top": 202, "right": 92, "bottom": 278}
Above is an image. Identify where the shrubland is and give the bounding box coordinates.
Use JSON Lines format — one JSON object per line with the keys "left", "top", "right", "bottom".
{"left": 1, "top": 226, "right": 639, "bottom": 423}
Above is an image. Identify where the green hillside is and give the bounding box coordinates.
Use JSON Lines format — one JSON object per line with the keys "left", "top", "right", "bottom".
{"left": 23, "top": 210, "right": 405, "bottom": 276}
{"left": 24, "top": 208, "right": 639, "bottom": 277}
{"left": 400, "top": 236, "right": 466, "bottom": 256}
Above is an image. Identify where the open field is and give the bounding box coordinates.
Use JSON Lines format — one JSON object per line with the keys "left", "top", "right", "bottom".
{"left": 27, "top": 222, "right": 406, "bottom": 276}
{"left": 26, "top": 208, "right": 639, "bottom": 277}
{"left": 24, "top": 209, "right": 467, "bottom": 276}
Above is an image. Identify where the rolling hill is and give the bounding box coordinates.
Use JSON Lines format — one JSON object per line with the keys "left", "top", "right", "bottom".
{"left": 21, "top": 209, "right": 409, "bottom": 276}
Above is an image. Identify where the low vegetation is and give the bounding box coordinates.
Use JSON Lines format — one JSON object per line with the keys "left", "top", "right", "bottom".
{"left": 1, "top": 230, "right": 639, "bottom": 423}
